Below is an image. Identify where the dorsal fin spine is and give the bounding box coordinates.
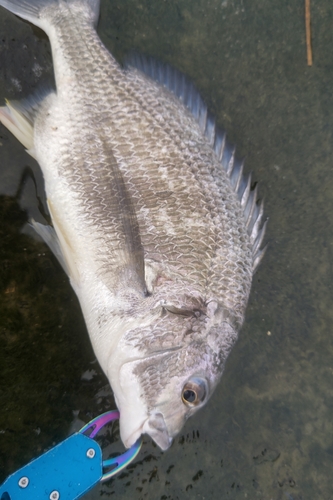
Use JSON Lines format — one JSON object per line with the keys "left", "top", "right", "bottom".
{"left": 213, "top": 130, "right": 226, "bottom": 162}
{"left": 241, "top": 173, "right": 252, "bottom": 208}
{"left": 248, "top": 200, "right": 263, "bottom": 239}
{"left": 253, "top": 220, "right": 267, "bottom": 254}
{"left": 231, "top": 159, "right": 244, "bottom": 192}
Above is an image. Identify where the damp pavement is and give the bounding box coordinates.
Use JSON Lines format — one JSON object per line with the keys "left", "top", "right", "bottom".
{"left": 1, "top": 1, "right": 333, "bottom": 499}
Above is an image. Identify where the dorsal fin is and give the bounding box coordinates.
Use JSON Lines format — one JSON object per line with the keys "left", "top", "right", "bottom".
{"left": 125, "top": 53, "right": 267, "bottom": 271}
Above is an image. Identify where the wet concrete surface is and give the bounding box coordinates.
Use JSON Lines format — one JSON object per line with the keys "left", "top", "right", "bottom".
{"left": 1, "top": 0, "right": 333, "bottom": 498}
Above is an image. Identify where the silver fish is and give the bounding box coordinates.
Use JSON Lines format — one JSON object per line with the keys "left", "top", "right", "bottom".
{"left": 0, "top": 0, "right": 266, "bottom": 450}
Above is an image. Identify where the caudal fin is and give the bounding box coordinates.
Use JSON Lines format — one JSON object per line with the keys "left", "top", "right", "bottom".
{"left": 0, "top": 0, "right": 100, "bottom": 30}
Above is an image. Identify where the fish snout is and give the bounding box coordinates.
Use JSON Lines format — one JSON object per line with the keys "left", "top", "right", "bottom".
{"left": 143, "top": 412, "right": 173, "bottom": 450}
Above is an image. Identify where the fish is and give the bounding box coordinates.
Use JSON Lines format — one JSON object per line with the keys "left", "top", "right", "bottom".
{"left": 0, "top": 0, "right": 266, "bottom": 451}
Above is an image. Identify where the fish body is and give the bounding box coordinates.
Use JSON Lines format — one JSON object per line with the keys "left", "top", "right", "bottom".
{"left": 0, "top": 0, "right": 266, "bottom": 450}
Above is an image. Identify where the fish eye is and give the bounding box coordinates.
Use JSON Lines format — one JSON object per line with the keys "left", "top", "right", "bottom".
{"left": 181, "top": 377, "right": 207, "bottom": 407}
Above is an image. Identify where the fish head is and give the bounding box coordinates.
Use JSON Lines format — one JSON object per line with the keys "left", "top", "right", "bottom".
{"left": 112, "top": 300, "right": 238, "bottom": 450}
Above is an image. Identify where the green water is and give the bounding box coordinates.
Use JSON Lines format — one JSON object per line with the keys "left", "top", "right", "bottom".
{"left": 1, "top": 0, "right": 333, "bottom": 498}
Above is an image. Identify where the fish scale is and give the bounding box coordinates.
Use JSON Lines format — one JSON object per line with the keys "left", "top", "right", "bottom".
{"left": 0, "top": 0, "right": 266, "bottom": 451}
{"left": 117, "top": 73, "right": 252, "bottom": 302}
{"left": 53, "top": 25, "right": 224, "bottom": 298}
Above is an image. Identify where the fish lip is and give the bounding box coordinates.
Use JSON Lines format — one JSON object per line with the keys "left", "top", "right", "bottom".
{"left": 121, "top": 413, "right": 173, "bottom": 451}
{"left": 142, "top": 412, "right": 173, "bottom": 451}
{"left": 122, "top": 424, "right": 145, "bottom": 449}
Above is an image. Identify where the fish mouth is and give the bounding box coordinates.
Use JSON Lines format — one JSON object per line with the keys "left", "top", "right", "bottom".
{"left": 142, "top": 412, "right": 173, "bottom": 450}
{"left": 120, "top": 411, "right": 173, "bottom": 451}
{"left": 116, "top": 348, "right": 183, "bottom": 449}
{"left": 116, "top": 358, "right": 174, "bottom": 450}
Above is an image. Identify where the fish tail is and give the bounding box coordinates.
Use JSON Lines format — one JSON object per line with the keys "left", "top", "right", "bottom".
{"left": 0, "top": 0, "right": 100, "bottom": 31}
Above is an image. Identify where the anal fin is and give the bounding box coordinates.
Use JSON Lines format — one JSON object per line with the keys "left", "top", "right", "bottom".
{"left": 0, "top": 88, "right": 54, "bottom": 158}
{"left": 0, "top": 99, "right": 35, "bottom": 156}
